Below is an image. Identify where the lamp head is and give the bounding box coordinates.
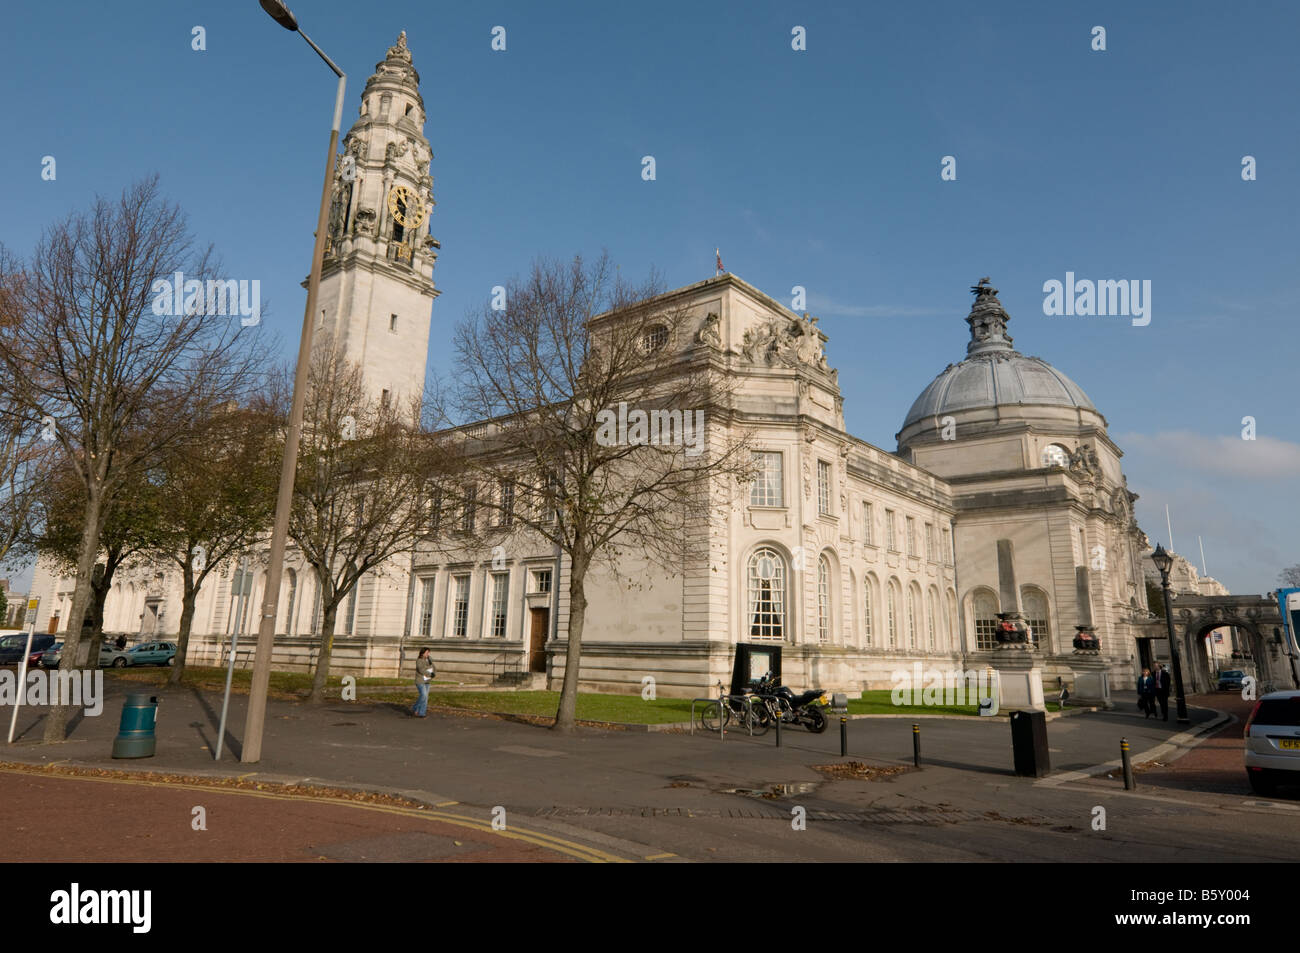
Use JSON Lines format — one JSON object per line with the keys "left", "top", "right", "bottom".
{"left": 259, "top": 0, "right": 299, "bottom": 31}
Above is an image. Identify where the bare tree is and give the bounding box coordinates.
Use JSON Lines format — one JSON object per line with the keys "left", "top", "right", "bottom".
{"left": 149, "top": 399, "right": 281, "bottom": 683}
{"left": 1280, "top": 566, "right": 1300, "bottom": 589}
{"left": 289, "top": 341, "right": 446, "bottom": 703}
{"left": 0, "top": 176, "right": 261, "bottom": 741}
{"left": 451, "top": 253, "right": 755, "bottom": 731}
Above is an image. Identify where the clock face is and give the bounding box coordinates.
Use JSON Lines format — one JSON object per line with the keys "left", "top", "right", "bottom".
{"left": 387, "top": 185, "right": 425, "bottom": 228}
{"left": 1041, "top": 444, "right": 1070, "bottom": 468}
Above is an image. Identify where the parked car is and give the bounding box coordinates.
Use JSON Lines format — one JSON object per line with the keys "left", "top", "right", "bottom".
{"left": 1244, "top": 690, "right": 1300, "bottom": 796}
{"left": 1218, "top": 670, "right": 1247, "bottom": 691}
{"left": 99, "top": 643, "right": 132, "bottom": 668}
{"left": 38, "top": 642, "right": 64, "bottom": 668}
{"left": 0, "top": 634, "right": 56, "bottom": 666}
{"left": 125, "top": 641, "right": 176, "bottom": 667}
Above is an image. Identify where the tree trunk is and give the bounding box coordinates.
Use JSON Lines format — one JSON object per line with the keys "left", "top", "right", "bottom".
{"left": 169, "top": 560, "right": 198, "bottom": 685}
{"left": 43, "top": 490, "right": 107, "bottom": 743}
{"left": 309, "top": 601, "right": 339, "bottom": 703}
{"left": 553, "top": 547, "right": 589, "bottom": 732}
{"left": 85, "top": 567, "right": 110, "bottom": 670}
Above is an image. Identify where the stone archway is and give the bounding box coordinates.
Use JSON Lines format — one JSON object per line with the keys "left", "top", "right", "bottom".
{"left": 1174, "top": 595, "right": 1291, "bottom": 694}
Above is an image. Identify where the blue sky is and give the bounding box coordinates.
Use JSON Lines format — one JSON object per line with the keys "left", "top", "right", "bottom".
{"left": 1, "top": 0, "right": 1297, "bottom": 595}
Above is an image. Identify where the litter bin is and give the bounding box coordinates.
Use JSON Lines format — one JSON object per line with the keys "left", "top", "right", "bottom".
{"left": 112, "top": 693, "right": 160, "bottom": 759}
{"left": 1009, "top": 709, "right": 1049, "bottom": 778}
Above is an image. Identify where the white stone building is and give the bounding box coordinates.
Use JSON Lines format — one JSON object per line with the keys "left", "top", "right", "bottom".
{"left": 29, "top": 33, "right": 1161, "bottom": 697}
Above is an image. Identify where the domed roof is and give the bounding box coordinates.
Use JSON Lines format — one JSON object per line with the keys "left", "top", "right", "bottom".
{"left": 902, "top": 278, "right": 1097, "bottom": 432}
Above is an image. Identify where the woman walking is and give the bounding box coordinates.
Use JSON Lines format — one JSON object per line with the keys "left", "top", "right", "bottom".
{"left": 411, "top": 647, "right": 435, "bottom": 718}
{"left": 1137, "top": 667, "right": 1156, "bottom": 719}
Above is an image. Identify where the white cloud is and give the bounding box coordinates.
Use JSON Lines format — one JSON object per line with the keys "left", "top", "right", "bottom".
{"left": 1120, "top": 430, "right": 1300, "bottom": 480}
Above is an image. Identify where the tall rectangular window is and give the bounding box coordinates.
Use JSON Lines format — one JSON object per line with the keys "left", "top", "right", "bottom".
{"left": 885, "top": 509, "right": 897, "bottom": 551}
{"left": 943, "top": 528, "right": 953, "bottom": 565}
{"left": 531, "top": 569, "right": 552, "bottom": 593}
{"left": 817, "top": 460, "right": 831, "bottom": 516}
{"left": 750, "top": 451, "right": 783, "bottom": 507}
{"left": 490, "top": 572, "right": 509, "bottom": 638}
{"left": 925, "top": 523, "right": 935, "bottom": 562}
{"left": 461, "top": 486, "right": 476, "bottom": 534}
{"left": 862, "top": 501, "right": 874, "bottom": 545}
{"left": 452, "top": 575, "right": 470, "bottom": 637}
{"left": 418, "top": 576, "right": 435, "bottom": 639}
{"left": 906, "top": 516, "right": 917, "bottom": 556}
{"left": 499, "top": 481, "right": 514, "bottom": 528}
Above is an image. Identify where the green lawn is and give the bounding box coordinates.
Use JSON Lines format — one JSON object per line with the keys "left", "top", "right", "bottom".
{"left": 110, "top": 666, "right": 409, "bottom": 700}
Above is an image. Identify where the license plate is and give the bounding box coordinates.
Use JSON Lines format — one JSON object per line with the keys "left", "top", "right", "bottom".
{"left": 1280, "top": 739, "right": 1300, "bottom": 750}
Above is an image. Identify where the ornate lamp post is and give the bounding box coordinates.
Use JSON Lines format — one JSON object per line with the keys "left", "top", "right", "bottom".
{"left": 1150, "top": 544, "right": 1190, "bottom": 725}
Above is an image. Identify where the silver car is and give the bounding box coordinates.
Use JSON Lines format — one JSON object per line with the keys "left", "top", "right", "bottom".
{"left": 1245, "top": 690, "right": 1300, "bottom": 796}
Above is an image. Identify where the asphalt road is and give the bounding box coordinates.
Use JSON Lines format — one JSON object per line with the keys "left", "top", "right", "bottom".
{"left": 4, "top": 679, "right": 1296, "bottom": 862}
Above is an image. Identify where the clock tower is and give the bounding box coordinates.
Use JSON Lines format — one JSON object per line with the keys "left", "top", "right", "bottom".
{"left": 315, "top": 31, "right": 439, "bottom": 414}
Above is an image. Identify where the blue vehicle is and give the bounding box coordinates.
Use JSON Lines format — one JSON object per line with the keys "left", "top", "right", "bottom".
{"left": 125, "top": 641, "right": 177, "bottom": 667}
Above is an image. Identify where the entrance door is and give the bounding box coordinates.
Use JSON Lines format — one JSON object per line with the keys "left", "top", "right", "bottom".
{"left": 528, "top": 608, "right": 549, "bottom": 673}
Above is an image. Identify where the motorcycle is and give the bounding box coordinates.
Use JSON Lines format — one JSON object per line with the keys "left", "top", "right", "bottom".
{"left": 752, "top": 671, "right": 829, "bottom": 733}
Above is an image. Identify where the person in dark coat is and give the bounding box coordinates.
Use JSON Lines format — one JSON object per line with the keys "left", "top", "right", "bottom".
{"left": 1152, "top": 662, "right": 1172, "bottom": 721}
{"left": 1137, "top": 668, "right": 1156, "bottom": 718}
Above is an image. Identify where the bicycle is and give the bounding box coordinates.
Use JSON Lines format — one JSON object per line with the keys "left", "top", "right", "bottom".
{"left": 697, "top": 691, "right": 769, "bottom": 736}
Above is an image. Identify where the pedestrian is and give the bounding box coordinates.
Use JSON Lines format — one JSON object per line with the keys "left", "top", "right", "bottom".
{"left": 410, "top": 647, "right": 435, "bottom": 718}
{"left": 115, "top": 634, "right": 127, "bottom": 651}
{"left": 1153, "top": 662, "right": 1171, "bottom": 721}
{"left": 1137, "top": 667, "right": 1156, "bottom": 718}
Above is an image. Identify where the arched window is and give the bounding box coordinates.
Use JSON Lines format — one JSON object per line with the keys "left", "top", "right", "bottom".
{"left": 907, "top": 586, "right": 919, "bottom": 649}
{"left": 863, "top": 576, "right": 875, "bottom": 646}
{"left": 973, "top": 589, "right": 1000, "bottom": 651}
{"left": 817, "top": 555, "right": 831, "bottom": 643}
{"left": 887, "top": 581, "right": 899, "bottom": 649}
{"left": 1022, "top": 587, "right": 1050, "bottom": 650}
{"left": 747, "top": 548, "right": 786, "bottom": 641}
{"left": 927, "top": 589, "right": 938, "bottom": 651}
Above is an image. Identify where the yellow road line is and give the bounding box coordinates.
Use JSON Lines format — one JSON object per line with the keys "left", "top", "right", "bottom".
{"left": 644, "top": 852, "right": 676, "bottom": 860}
{"left": 0, "top": 765, "right": 627, "bottom": 863}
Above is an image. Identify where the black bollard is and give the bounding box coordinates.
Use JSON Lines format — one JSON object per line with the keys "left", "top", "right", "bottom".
{"left": 912, "top": 723, "right": 921, "bottom": 767}
{"left": 1121, "top": 737, "right": 1135, "bottom": 790}
{"left": 840, "top": 717, "right": 848, "bottom": 757}
{"left": 775, "top": 711, "right": 782, "bottom": 747}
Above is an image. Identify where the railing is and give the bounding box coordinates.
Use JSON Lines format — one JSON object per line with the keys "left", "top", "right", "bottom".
{"left": 491, "top": 652, "right": 522, "bottom": 682}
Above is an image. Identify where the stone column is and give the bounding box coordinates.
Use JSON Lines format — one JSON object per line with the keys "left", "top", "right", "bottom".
{"left": 1069, "top": 565, "right": 1112, "bottom": 708}
{"left": 989, "top": 539, "right": 1045, "bottom": 711}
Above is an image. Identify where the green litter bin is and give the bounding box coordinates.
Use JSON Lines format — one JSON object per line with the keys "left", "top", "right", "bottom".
{"left": 112, "top": 693, "right": 160, "bottom": 759}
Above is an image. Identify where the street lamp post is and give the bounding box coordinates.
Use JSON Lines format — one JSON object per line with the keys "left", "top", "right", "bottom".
{"left": 242, "top": 0, "right": 346, "bottom": 763}
{"left": 1150, "top": 544, "right": 1190, "bottom": 725}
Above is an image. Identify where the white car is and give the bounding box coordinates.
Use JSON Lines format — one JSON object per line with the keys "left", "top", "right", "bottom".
{"left": 1245, "top": 690, "right": 1300, "bottom": 796}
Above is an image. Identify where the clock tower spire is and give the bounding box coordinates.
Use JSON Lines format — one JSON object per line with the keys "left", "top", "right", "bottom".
{"left": 315, "top": 30, "right": 439, "bottom": 414}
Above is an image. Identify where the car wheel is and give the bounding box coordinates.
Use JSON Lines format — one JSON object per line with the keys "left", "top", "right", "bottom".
{"left": 112, "top": 657, "right": 127, "bottom": 668}
{"left": 1247, "top": 769, "right": 1277, "bottom": 796}
{"left": 166, "top": 656, "right": 175, "bottom": 666}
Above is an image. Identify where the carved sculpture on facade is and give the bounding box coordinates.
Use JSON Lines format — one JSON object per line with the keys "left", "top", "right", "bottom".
{"left": 1069, "top": 443, "right": 1101, "bottom": 480}
{"left": 740, "top": 312, "right": 829, "bottom": 371}
{"left": 695, "top": 312, "right": 722, "bottom": 348}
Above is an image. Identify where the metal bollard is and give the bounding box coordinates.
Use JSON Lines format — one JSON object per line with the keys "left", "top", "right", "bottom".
{"left": 1121, "top": 737, "right": 1135, "bottom": 790}
{"left": 775, "top": 710, "right": 782, "bottom": 747}
{"left": 840, "top": 717, "right": 848, "bottom": 757}
{"left": 912, "top": 723, "right": 921, "bottom": 767}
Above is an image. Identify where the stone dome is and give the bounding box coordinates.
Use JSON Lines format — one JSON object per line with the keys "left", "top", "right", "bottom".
{"left": 901, "top": 278, "right": 1098, "bottom": 433}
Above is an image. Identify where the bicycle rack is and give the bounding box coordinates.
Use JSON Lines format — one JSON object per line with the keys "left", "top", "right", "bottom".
{"left": 689, "top": 694, "right": 757, "bottom": 740}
